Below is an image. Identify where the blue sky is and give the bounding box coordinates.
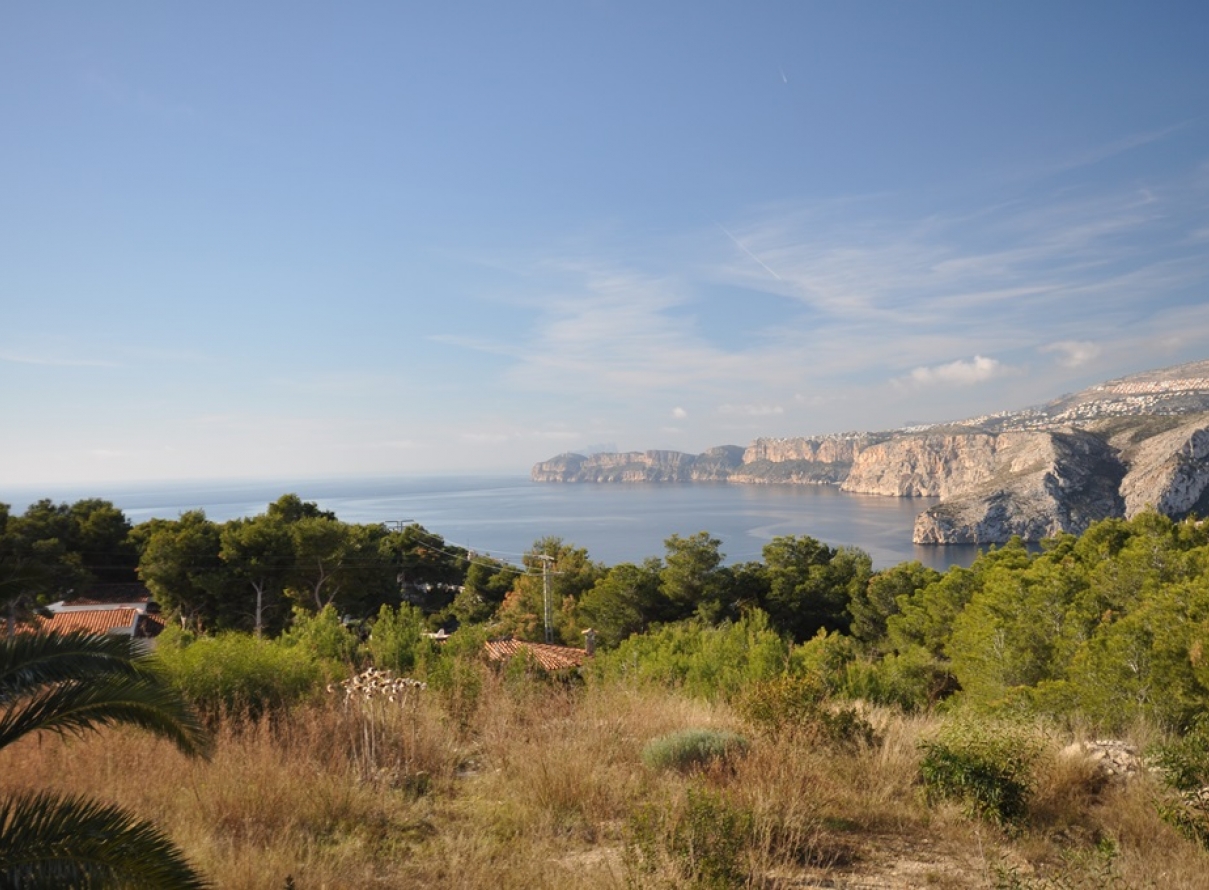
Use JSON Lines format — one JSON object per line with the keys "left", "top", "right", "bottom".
{"left": 2, "top": 1, "right": 1208, "bottom": 485}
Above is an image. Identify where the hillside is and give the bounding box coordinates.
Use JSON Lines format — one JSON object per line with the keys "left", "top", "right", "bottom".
{"left": 532, "top": 360, "right": 1209, "bottom": 544}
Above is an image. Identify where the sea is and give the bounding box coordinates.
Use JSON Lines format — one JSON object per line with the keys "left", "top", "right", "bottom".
{"left": 1, "top": 475, "right": 983, "bottom": 572}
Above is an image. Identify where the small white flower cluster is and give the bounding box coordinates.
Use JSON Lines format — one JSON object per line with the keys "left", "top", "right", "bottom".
{"left": 333, "top": 667, "right": 427, "bottom": 704}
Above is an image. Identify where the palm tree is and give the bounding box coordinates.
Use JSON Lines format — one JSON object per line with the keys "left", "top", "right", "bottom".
{"left": 0, "top": 630, "right": 212, "bottom": 888}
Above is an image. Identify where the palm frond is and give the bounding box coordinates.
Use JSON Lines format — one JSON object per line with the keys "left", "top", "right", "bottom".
{"left": 0, "top": 789, "right": 210, "bottom": 889}
{"left": 0, "top": 674, "right": 211, "bottom": 759}
{"left": 0, "top": 631, "right": 211, "bottom": 759}
{"left": 0, "top": 631, "right": 150, "bottom": 702}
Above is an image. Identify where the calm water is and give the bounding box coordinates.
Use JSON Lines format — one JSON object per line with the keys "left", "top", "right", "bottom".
{"left": 2, "top": 475, "right": 982, "bottom": 571}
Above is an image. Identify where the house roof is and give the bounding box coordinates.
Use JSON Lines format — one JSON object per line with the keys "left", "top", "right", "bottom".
{"left": 483, "top": 638, "right": 588, "bottom": 671}
{"left": 25, "top": 609, "right": 167, "bottom": 638}
{"left": 36, "top": 608, "right": 142, "bottom": 635}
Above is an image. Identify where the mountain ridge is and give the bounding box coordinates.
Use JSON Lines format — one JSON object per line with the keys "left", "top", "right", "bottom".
{"left": 531, "top": 360, "right": 1209, "bottom": 544}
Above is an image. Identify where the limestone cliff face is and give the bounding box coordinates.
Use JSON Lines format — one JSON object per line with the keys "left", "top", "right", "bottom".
{"left": 841, "top": 433, "right": 1004, "bottom": 497}
{"left": 1117, "top": 418, "right": 1209, "bottom": 519}
{"left": 530, "top": 365, "right": 1209, "bottom": 546}
{"left": 530, "top": 446, "right": 744, "bottom": 483}
{"left": 532, "top": 420, "right": 1209, "bottom": 543}
{"left": 731, "top": 436, "right": 873, "bottom": 484}
{"left": 530, "top": 451, "right": 694, "bottom": 483}
{"left": 910, "top": 430, "right": 1126, "bottom": 544}
{"left": 743, "top": 436, "right": 871, "bottom": 464}
{"left": 690, "top": 446, "right": 747, "bottom": 480}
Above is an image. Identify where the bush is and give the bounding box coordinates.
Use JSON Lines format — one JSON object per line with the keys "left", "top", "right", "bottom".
{"left": 591, "top": 611, "right": 789, "bottom": 700}
{"left": 641, "top": 728, "right": 749, "bottom": 774}
{"left": 735, "top": 674, "right": 876, "bottom": 749}
{"left": 366, "top": 603, "right": 430, "bottom": 674}
{"left": 155, "top": 626, "right": 328, "bottom": 718}
{"left": 280, "top": 605, "right": 362, "bottom": 666}
{"left": 1150, "top": 714, "right": 1209, "bottom": 847}
{"left": 1151, "top": 714, "right": 1209, "bottom": 793}
{"left": 918, "top": 718, "right": 1043, "bottom": 826}
{"left": 625, "top": 783, "right": 754, "bottom": 889}
{"left": 841, "top": 645, "right": 958, "bottom": 711}
{"left": 420, "top": 624, "right": 488, "bottom": 727}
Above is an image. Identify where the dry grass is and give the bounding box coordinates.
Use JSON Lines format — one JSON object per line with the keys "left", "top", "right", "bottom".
{"left": 4, "top": 669, "right": 1209, "bottom": 889}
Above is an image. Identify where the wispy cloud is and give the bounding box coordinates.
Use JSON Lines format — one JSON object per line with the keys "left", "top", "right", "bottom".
{"left": 717, "top": 403, "right": 785, "bottom": 416}
{"left": 1039, "top": 340, "right": 1101, "bottom": 368}
{"left": 0, "top": 351, "right": 120, "bottom": 368}
{"left": 714, "top": 222, "right": 783, "bottom": 281}
{"left": 1040, "top": 123, "right": 1191, "bottom": 177}
{"left": 434, "top": 146, "right": 1209, "bottom": 442}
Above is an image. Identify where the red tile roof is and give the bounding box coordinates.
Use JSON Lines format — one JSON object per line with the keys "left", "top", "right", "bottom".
{"left": 483, "top": 638, "right": 588, "bottom": 672}
{"left": 36, "top": 609, "right": 142, "bottom": 636}
{"left": 23, "top": 609, "right": 166, "bottom": 638}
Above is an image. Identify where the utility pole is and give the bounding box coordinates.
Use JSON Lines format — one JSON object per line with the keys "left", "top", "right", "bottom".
{"left": 537, "top": 554, "right": 555, "bottom": 644}
{"left": 383, "top": 519, "right": 415, "bottom": 593}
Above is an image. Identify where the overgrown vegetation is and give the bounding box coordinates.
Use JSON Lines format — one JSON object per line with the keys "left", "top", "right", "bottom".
{"left": 7, "top": 495, "right": 1209, "bottom": 885}
{"left": 919, "top": 718, "right": 1044, "bottom": 826}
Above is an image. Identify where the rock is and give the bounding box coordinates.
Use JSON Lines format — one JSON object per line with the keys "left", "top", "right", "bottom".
{"left": 690, "top": 446, "right": 747, "bottom": 480}
{"left": 841, "top": 433, "right": 1004, "bottom": 498}
{"left": 743, "top": 435, "right": 873, "bottom": 465}
{"left": 732, "top": 435, "right": 878, "bottom": 484}
{"left": 1060, "top": 739, "right": 1146, "bottom": 787}
{"left": 910, "top": 429, "right": 1126, "bottom": 544}
{"left": 529, "top": 447, "right": 744, "bottom": 483}
{"left": 1117, "top": 417, "right": 1209, "bottom": 519}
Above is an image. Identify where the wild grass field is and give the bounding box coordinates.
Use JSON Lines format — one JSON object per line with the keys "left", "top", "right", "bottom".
{"left": 9, "top": 503, "right": 1209, "bottom": 886}
{"left": 4, "top": 661, "right": 1207, "bottom": 890}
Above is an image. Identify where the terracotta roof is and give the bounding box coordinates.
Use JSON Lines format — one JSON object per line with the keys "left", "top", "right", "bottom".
{"left": 36, "top": 609, "right": 142, "bottom": 636}
{"left": 24, "top": 609, "right": 166, "bottom": 638}
{"left": 483, "top": 638, "right": 588, "bottom": 672}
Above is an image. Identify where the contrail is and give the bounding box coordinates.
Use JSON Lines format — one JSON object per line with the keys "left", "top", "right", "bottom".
{"left": 715, "top": 222, "right": 783, "bottom": 281}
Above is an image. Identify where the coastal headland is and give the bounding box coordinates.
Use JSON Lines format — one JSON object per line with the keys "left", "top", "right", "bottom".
{"left": 533, "top": 360, "right": 1209, "bottom": 545}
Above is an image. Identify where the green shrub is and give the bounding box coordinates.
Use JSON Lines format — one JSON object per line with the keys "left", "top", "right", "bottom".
{"left": 1151, "top": 714, "right": 1209, "bottom": 793}
{"left": 366, "top": 603, "right": 429, "bottom": 673}
{"left": 640, "top": 728, "right": 749, "bottom": 774}
{"left": 918, "top": 718, "right": 1043, "bottom": 825}
{"left": 787, "top": 628, "right": 859, "bottom": 696}
{"left": 625, "top": 783, "right": 753, "bottom": 889}
{"left": 736, "top": 673, "right": 826, "bottom": 726}
{"left": 280, "top": 604, "right": 362, "bottom": 666}
{"left": 1150, "top": 714, "right": 1209, "bottom": 848}
{"left": 815, "top": 705, "right": 878, "bottom": 750}
{"left": 155, "top": 626, "right": 327, "bottom": 718}
{"left": 841, "top": 645, "right": 957, "bottom": 711}
{"left": 419, "top": 624, "right": 487, "bottom": 727}
{"left": 591, "top": 611, "right": 789, "bottom": 700}
{"left": 735, "top": 674, "right": 876, "bottom": 749}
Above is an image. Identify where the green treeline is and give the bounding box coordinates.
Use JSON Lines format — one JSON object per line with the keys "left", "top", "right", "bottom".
{"left": 5, "top": 492, "right": 1209, "bottom": 731}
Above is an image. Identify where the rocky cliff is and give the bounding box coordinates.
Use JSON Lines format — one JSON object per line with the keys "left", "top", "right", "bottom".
{"left": 908, "top": 429, "right": 1127, "bottom": 544}
{"left": 531, "top": 361, "right": 1209, "bottom": 545}
{"left": 1115, "top": 416, "right": 1209, "bottom": 519}
{"left": 841, "top": 433, "right": 1003, "bottom": 498}
{"left": 726, "top": 435, "right": 878, "bottom": 484}
{"left": 530, "top": 446, "right": 745, "bottom": 483}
